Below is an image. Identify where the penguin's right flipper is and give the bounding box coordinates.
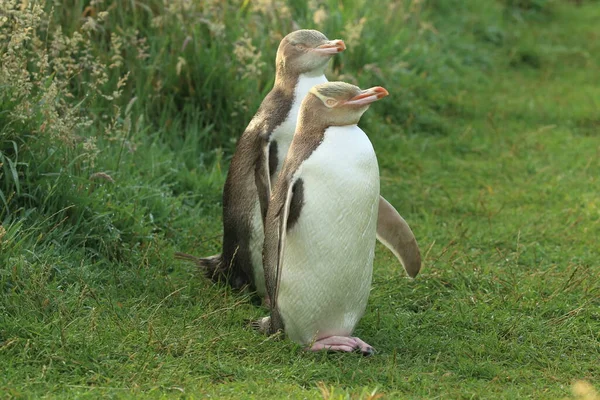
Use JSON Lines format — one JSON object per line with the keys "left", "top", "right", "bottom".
{"left": 254, "top": 141, "right": 273, "bottom": 222}
{"left": 376, "top": 196, "right": 421, "bottom": 278}
{"left": 262, "top": 175, "right": 298, "bottom": 334}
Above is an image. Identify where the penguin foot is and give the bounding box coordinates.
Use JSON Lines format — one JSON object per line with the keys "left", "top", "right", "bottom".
{"left": 306, "top": 336, "right": 375, "bottom": 356}
{"left": 249, "top": 316, "right": 271, "bottom": 334}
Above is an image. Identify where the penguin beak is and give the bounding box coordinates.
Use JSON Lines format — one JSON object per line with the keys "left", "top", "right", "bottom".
{"left": 345, "top": 86, "right": 389, "bottom": 106}
{"left": 313, "top": 39, "right": 346, "bottom": 54}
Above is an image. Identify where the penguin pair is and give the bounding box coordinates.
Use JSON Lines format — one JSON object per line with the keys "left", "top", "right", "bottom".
{"left": 177, "top": 30, "right": 421, "bottom": 355}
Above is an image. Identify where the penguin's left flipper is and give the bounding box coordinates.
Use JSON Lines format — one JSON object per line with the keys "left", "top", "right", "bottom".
{"left": 376, "top": 196, "right": 421, "bottom": 278}
{"left": 262, "top": 173, "right": 299, "bottom": 335}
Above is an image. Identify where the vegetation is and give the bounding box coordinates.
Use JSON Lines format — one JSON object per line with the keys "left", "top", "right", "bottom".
{"left": 1, "top": 0, "right": 598, "bottom": 398}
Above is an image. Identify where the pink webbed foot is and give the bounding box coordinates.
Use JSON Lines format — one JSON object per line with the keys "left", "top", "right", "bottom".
{"left": 306, "top": 336, "right": 375, "bottom": 356}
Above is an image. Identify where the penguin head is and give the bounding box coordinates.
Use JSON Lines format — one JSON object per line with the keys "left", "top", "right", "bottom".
{"left": 304, "top": 81, "right": 389, "bottom": 126}
{"left": 276, "top": 30, "right": 345, "bottom": 77}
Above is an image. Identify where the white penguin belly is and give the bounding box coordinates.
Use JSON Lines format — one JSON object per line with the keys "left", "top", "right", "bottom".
{"left": 277, "top": 125, "right": 380, "bottom": 345}
{"left": 270, "top": 74, "right": 327, "bottom": 184}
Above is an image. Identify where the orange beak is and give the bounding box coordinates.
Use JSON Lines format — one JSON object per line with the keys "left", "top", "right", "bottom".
{"left": 313, "top": 39, "right": 346, "bottom": 54}
{"left": 345, "top": 86, "right": 389, "bottom": 106}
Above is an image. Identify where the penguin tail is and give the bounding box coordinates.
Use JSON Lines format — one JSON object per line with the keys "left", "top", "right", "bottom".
{"left": 174, "top": 252, "right": 225, "bottom": 282}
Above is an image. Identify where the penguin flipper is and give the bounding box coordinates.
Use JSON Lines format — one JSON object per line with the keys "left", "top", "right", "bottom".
{"left": 263, "top": 177, "right": 295, "bottom": 334}
{"left": 376, "top": 196, "right": 421, "bottom": 278}
{"left": 255, "top": 141, "right": 272, "bottom": 222}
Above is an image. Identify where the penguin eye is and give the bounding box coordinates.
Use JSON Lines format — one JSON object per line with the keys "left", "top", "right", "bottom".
{"left": 325, "top": 98, "right": 337, "bottom": 107}
{"left": 296, "top": 44, "right": 306, "bottom": 50}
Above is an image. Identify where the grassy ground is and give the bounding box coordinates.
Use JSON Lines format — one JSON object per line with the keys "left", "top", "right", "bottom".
{"left": 1, "top": 0, "right": 599, "bottom": 398}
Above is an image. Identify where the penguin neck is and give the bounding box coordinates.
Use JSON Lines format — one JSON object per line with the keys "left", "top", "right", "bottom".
{"left": 273, "top": 68, "right": 297, "bottom": 94}
{"left": 274, "top": 66, "right": 327, "bottom": 94}
{"left": 270, "top": 72, "right": 328, "bottom": 140}
{"left": 295, "top": 116, "right": 331, "bottom": 143}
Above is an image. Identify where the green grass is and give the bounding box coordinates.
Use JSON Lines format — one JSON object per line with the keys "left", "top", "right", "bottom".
{"left": 1, "top": 0, "right": 599, "bottom": 398}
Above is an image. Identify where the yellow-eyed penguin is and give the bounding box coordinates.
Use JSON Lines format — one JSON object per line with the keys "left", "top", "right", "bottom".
{"left": 259, "top": 82, "right": 393, "bottom": 355}
{"left": 176, "top": 30, "right": 346, "bottom": 295}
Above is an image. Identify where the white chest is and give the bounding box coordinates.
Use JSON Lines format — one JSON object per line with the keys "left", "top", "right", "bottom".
{"left": 300, "top": 125, "right": 379, "bottom": 184}
{"left": 292, "top": 125, "right": 380, "bottom": 255}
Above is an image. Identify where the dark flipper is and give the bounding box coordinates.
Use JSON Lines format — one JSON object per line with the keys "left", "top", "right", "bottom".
{"left": 255, "top": 140, "right": 272, "bottom": 223}
{"left": 263, "top": 175, "right": 299, "bottom": 335}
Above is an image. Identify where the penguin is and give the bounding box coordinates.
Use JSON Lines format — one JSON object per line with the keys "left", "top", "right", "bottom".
{"left": 258, "top": 82, "right": 394, "bottom": 355}
{"left": 176, "top": 30, "right": 347, "bottom": 297}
